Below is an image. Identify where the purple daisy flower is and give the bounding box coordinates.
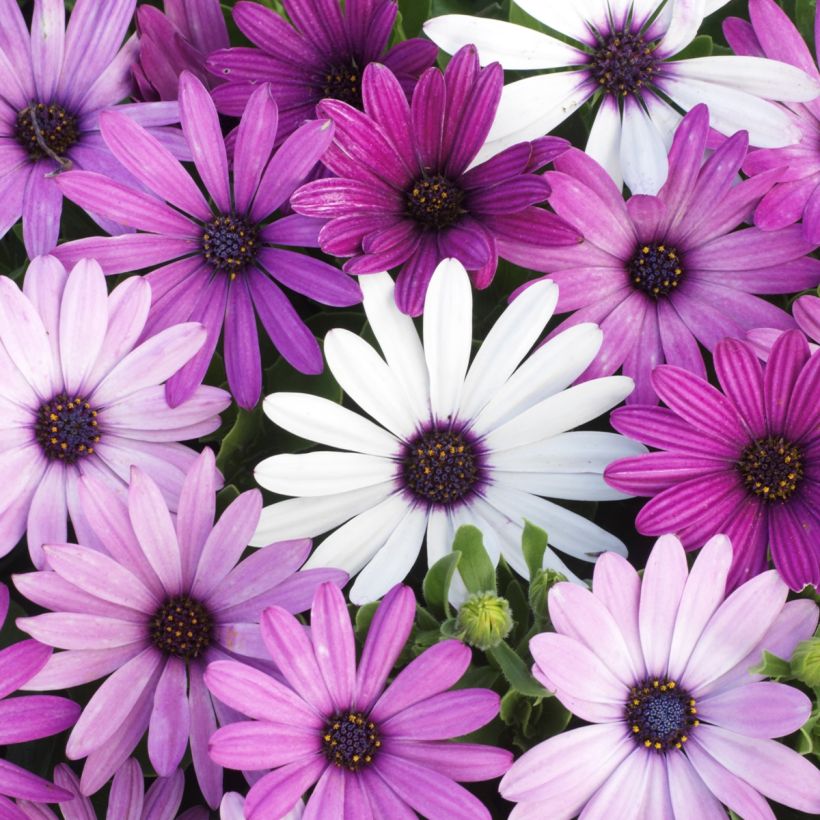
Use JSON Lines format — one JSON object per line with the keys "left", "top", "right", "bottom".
{"left": 0, "top": 584, "right": 79, "bottom": 815}
{"left": 206, "top": 0, "right": 438, "bottom": 141}
{"left": 133, "top": 0, "right": 230, "bottom": 101}
{"left": 725, "top": 0, "right": 820, "bottom": 243}
{"left": 605, "top": 330, "right": 820, "bottom": 591}
{"left": 0, "top": 0, "right": 187, "bottom": 256}
{"left": 205, "top": 582, "right": 512, "bottom": 819}
{"left": 53, "top": 73, "right": 361, "bottom": 409}
{"left": 501, "top": 534, "right": 820, "bottom": 818}
{"left": 12, "top": 448, "right": 346, "bottom": 805}
{"left": 0, "top": 255, "right": 228, "bottom": 568}
{"left": 17, "top": 760, "right": 184, "bottom": 820}
{"left": 512, "top": 104, "right": 820, "bottom": 404}
{"left": 290, "top": 45, "right": 581, "bottom": 316}
{"left": 748, "top": 293, "right": 820, "bottom": 360}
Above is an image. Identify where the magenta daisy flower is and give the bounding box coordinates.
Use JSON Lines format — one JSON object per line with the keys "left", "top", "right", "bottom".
{"left": 13, "top": 448, "right": 346, "bottom": 805}
{"left": 205, "top": 583, "right": 512, "bottom": 819}
{"left": 606, "top": 330, "right": 820, "bottom": 591}
{"left": 207, "top": 0, "right": 438, "bottom": 140}
{"left": 0, "top": 584, "right": 79, "bottom": 814}
{"left": 133, "top": 0, "right": 229, "bottom": 101}
{"left": 514, "top": 104, "right": 820, "bottom": 403}
{"left": 54, "top": 73, "right": 360, "bottom": 409}
{"left": 0, "top": 255, "right": 228, "bottom": 568}
{"left": 290, "top": 45, "right": 580, "bottom": 315}
{"left": 501, "top": 534, "right": 820, "bottom": 819}
{"left": 0, "top": 0, "right": 186, "bottom": 256}
{"left": 748, "top": 293, "right": 820, "bottom": 360}
{"left": 725, "top": 0, "right": 820, "bottom": 244}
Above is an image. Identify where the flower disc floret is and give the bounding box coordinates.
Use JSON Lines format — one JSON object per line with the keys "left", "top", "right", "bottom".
{"left": 322, "top": 61, "right": 363, "bottom": 108}
{"left": 402, "top": 428, "right": 481, "bottom": 506}
{"left": 589, "top": 30, "right": 659, "bottom": 97}
{"left": 626, "top": 678, "right": 699, "bottom": 751}
{"left": 405, "top": 175, "right": 465, "bottom": 229}
{"left": 322, "top": 712, "right": 381, "bottom": 771}
{"left": 34, "top": 393, "right": 100, "bottom": 463}
{"left": 627, "top": 243, "right": 683, "bottom": 297}
{"left": 202, "top": 214, "right": 258, "bottom": 276}
{"left": 150, "top": 595, "right": 214, "bottom": 660}
{"left": 738, "top": 436, "right": 803, "bottom": 503}
{"left": 15, "top": 103, "right": 79, "bottom": 161}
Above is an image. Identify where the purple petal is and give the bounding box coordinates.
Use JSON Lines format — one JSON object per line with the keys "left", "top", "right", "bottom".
{"left": 309, "top": 583, "right": 356, "bottom": 714}
{"left": 257, "top": 248, "right": 361, "bottom": 307}
{"left": 387, "top": 740, "right": 511, "bottom": 783}
{"left": 0, "top": 760, "right": 72, "bottom": 803}
{"left": 224, "top": 279, "right": 262, "bottom": 409}
{"left": 0, "top": 695, "right": 79, "bottom": 744}
{"left": 53, "top": 235, "right": 196, "bottom": 275}
{"left": 22, "top": 163, "right": 62, "bottom": 257}
{"left": 233, "top": 84, "right": 278, "bottom": 215}
{"left": 244, "top": 757, "right": 326, "bottom": 820}
{"left": 0, "top": 639, "right": 52, "bottom": 698}
{"left": 188, "top": 664, "right": 221, "bottom": 810}
{"left": 209, "top": 722, "right": 321, "bottom": 770}
{"left": 260, "top": 214, "right": 321, "bottom": 248}
{"left": 381, "top": 689, "right": 499, "bottom": 740}
{"left": 106, "top": 758, "right": 143, "bottom": 820}
{"left": 148, "top": 656, "right": 190, "bottom": 776}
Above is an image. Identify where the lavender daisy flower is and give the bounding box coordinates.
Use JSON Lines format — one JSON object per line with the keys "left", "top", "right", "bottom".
{"left": 424, "top": 0, "right": 820, "bottom": 194}
{"left": 501, "top": 534, "right": 820, "bottom": 818}
{"left": 748, "top": 293, "right": 820, "bottom": 360}
{"left": 206, "top": 0, "right": 438, "bottom": 141}
{"left": 253, "top": 258, "right": 642, "bottom": 604}
{"left": 17, "top": 760, "right": 184, "bottom": 820}
{"left": 206, "top": 582, "right": 512, "bottom": 819}
{"left": 725, "top": 0, "right": 820, "bottom": 243}
{"left": 0, "top": 255, "right": 228, "bottom": 568}
{"left": 133, "top": 0, "right": 229, "bottom": 101}
{"left": 13, "top": 448, "right": 346, "bottom": 804}
{"left": 291, "top": 46, "right": 580, "bottom": 315}
{"left": 606, "top": 330, "right": 820, "bottom": 591}
{"left": 0, "top": 584, "right": 79, "bottom": 814}
{"left": 54, "top": 73, "right": 361, "bottom": 409}
{"left": 513, "top": 104, "right": 820, "bottom": 404}
{"left": 0, "top": 0, "right": 187, "bottom": 256}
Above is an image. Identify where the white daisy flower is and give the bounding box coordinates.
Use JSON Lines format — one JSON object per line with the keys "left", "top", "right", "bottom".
{"left": 252, "top": 258, "right": 644, "bottom": 604}
{"left": 423, "top": 0, "right": 820, "bottom": 195}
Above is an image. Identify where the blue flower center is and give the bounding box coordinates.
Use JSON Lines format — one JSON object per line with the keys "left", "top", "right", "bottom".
{"left": 15, "top": 102, "right": 79, "bottom": 161}
{"left": 202, "top": 214, "right": 258, "bottom": 277}
{"left": 150, "top": 595, "right": 213, "bottom": 660}
{"left": 590, "top": 30, "right": 659, "bottom": 97}
{"left": 739, "top": 436, "right": 803, "bottom": 503}
{"left": 628, "top": 242, "right": 683, "bottom": 297}
{"left": 626, "top": 678, "right": 699, "bottom": 752}
{"left": 321, "top": 60, "right": 363, "bottom": 108}
{"left": 402, "top": 428, "right": 481, "bottom": 506}
{"left": 406, "top": 175, "right": 465, "bottom": 230}
{"left": 322, "top": 712, "right": 381, "bottom": 771}
{"left": 34, "top": 393, "right": 100, "bottom": 464}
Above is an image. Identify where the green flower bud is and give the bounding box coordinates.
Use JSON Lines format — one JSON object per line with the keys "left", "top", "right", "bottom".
{"left": 455, "top": 591, "right": 514, "bottom": 651}
{"left": 791, "top": 638, "right": 820, "bottom": 688}
{"left": 528, "top": 568, "right": 567, "bottom": 619}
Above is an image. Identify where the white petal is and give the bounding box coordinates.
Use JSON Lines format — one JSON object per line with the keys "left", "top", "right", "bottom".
{"left": 704, "top": 0, "right": 732, "bottom": 13}
{"left": 643, "top": 94, "right": 681, "bottom": 153}
{"left": 459, "top": 280, "right": 558, "bottom": 421}
{"left": 657, "top": 0, "right": 707, "bottom": 57}
{"left": 250, "top": 482, "right": 395, "bottom": 545}
{"left": 492, "top": 471, "right": 630, "bottom": 501}
{"left": 359, "top": 273, "right": 430, "bottom": 423}
{"left": 423, "top": 14, "right": 581, "bottom": 68}
{"left": 423, "top": 259, "right": 473, "bottom": 424}
{"left": 254, "top": 452, "right": 397, "bottom": 497}
{"left": 425, "top": 507, "right": 452, "bottom": 568}
{"left": 262, "top": 392, "right": 400, "bottom": 457}
{"left": 514, "top": 0, "right": 598, "bottom": 41}
{"left": 586, "top": 97, "right": 623, "bottom": 193}
{"left": 620, "top": 98, "right": 669, "bottom": 195}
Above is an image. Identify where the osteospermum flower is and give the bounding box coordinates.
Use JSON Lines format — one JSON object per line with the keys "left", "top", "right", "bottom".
{"left": 17, "top": 760, "right": 183, "bottom": 820}
{"left": 206, "top": 583, "right": 512, "bottom": 819}
{"left": 725, "top": 0, "right": 820, "bottom": 243}
{"left": 207, "top": 0, "right": 438, "bottom": 140}
{"left": 291, "top": 46, "right": 580, "bottom": 315}
{"left": 513, "top": 105, "right": 820, "bottom": 404}
{"left": 54, "top": 73, "right": 360, "bottom": 409}
{"left": 501, "top": 534, "right": 820, "bottom": 818}
{"left": 0, "top": 0, "right": 186, "bottom": 256}
{"left": 606, "top": 330, "right": 820, "bottom": 591}
{"left": 253, "top": 258, "right": 641, "bottom": 604}
{"left": 13, "top": 448, "right": 346, "bottom": 804}
{"left": 424, "top": 0, "right": 819, "bottom": 194}
{"left": 0, "top": 584, "right": 79, "bottom": 813}
{"left": 748, "top": 293, "right": 820, "bottom": 360}
{"left": 0, "top": 256, "right": 228, "bottom": 568}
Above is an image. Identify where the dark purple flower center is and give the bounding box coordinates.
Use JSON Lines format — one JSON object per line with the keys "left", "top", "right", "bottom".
{"left": 739, "top": 436, "right": 803, "bottom": 503}
{"left": 202, "top": 214, "right": 258, "bottom": 277}
{"left": 590, "top": 30, "right": 659, "bottom": 97}
{"left": 405, "top": 175, "right": 465, "bottom": 230}
{"left": 321, "top": 60, "right": 363, "bottom": 108}
{"left": 628, "top": 242, "right": 683, "bottom": 297}
{"left": 626, "top": 678, "right": 698, "bottom": 752}
{"left": 402, "top": 428, "right": 481, "bottom": 506}
{"left": 150, "top": 595, "right": 213, "bottom": 660}
{"left": 34, "top": 393, "right": 100, "bottom": 464}
{"left": 322, "top": 712, "right": 381, "bottom": 771}
{"left": 15, "top": 102, "right": 79, "bottom": 161}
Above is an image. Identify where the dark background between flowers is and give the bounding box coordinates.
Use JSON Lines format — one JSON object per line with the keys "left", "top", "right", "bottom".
{"left": 0, "top": 0, "right": 818, "bottom": 817}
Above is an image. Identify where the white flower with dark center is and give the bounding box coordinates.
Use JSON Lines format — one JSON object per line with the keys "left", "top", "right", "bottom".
{"left": 424, "top": 0, "right": 820, "bottom": 194}
{"left": 253, "top": 259, "right": 644, "bottom": 603}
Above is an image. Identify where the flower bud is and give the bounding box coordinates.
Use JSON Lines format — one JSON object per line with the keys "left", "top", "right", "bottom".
{"left": 528, "top": 569, "right": 566, "bottom": 620}
{"left": 455, "top": 592, "right": 514, "bottom": 651}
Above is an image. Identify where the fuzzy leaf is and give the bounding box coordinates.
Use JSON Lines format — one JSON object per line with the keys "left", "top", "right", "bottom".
{"left": 422, "top": 552, "right": 461, "bottom": 618}
{"left": 488, "top": 639, "right": 549, "bottom": 698}
{"left": 453, "top": 525, "right": 496, "bottom": 594}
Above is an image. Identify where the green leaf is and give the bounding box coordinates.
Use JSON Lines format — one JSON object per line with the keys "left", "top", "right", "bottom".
{"left": 215, "top": 484, "right": 240, "bottom": 517}
{"left": 749, "top": 650, "right": 792, "bottom": 680}
{"left": 398, "top": 0, "right": 431, "bottom": 37}
{"left": 505, "top": 579, "right": 529, "bottom": 644}
{"left": 422, "top": 552, "right": 461, "bottom": 618}
{"left": 672, "top": 34, "right": 713, "bottom": 60}
{"left": 796, "top": 0, "right": 817, "bottom": 49}
{"left": 452, "top": 525, "right": 496, "bottom": 594}
{"left": 487, "top": 639, "right": 549, "bottom": 698}
{"left": 354, "top": 602, "right": 379, "bottom": 642}
{"left": 521, "top": 520, "right": 548, "bottom": 579}
{"left": 215, "top": 403, "right": 264, "bottom": 476}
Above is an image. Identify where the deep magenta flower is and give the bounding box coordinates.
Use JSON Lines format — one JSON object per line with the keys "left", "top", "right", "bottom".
{"left": 54, "top": 73, "right": 360, "bottom": 409}
{"left": 501, "top": 534, "right": 820, "bottom": 818}
{"left": 13, "top": 448, "right": 346, "bottom": 805}
{"left": 207, "top": 0, "right": 438, "bottom": 140}
{"left": 0, "top": 256, "right": 228, "bottom": 568}
{"left": 0, "top": 584, "right": 79, "bottom": 814}
{"left": 748, "top": 293, "right": 820, "bottom": 360}
{"left": 725, "top": 0, "right": 820, "bottom": 243}
{"left": 513, "top": 104, "right": 820, "bottom": 403}
{"left": 205, "top": 583, "right": 512, "bottom": 819}
{"left": 606, "top": 330, "right": 820, "bottom": 591}
{"left": 290, "top": 46, "right": 580, "bottom": 315}
{"left": 0, "top": 0, "right": 186, "bottom": 256}
{"left": 133, "top": 0, "right": 229, "bottom": 101}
